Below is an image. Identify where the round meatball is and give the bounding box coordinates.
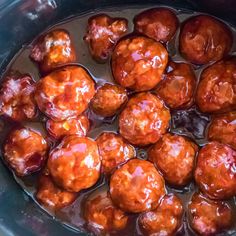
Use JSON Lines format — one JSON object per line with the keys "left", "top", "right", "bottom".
{"left": 84, "top": 187, "right": 128, "bottom": 234}
{"left": 208, "top": 112, "right": 236, "bottom": 149}
{"left": 91, "top": 83, "right": 128, "bottom": 117}
{"left": 110, "top": 159, "right": 166, "bottom": 213}
{"left": 156, "top": 61, "right": 196, "bottom": 109}
{"left": 119, "top": 92, "right": 170, "bottom": 146}
{"left": 35, "top": 66, "right": 95, "bottom": 121}
{"left": 36, "top": 173, "right": 77, "bottom": 209}
{"left": 30, "top": 29, "right": 76, "bottom": 73}
{"left": 96, "top": 132, "right": 135, "bottom": 175}
{"left": 179, "top": 15, "right": 232, "bottom": 65}
{"left": 0, "top": 74, "right": 36, "bottom": 121}
{"left": 138, "top": 194, "right": 183, "bottom": 236}
{"left": 84, "top": 14, "right": 128, "bottom": 62}
{"left": 3, "top": 128, "right": 48, "bottom": 176}
{"left": 134, "top": 8, "right": 179, "bottom": 43}
{"left": 188, "top": 192, "right": 232, "bottom": 235}
{"left": 196, "top": 58, "right": 236, "bottom": 113}
{"left": 46, "top": 115, "right": 90, "bottom": 140}
{"left": 194, "top": 142, "right": 236, "bottom": 200}
{"left": 148, "top": 133, "right": 198, "bottom": 186}
{"left": 112, "top": 36, "right": 168, "bottom": 91}
{"left": 47, "top": 135, "right": 101, "bottom": 192}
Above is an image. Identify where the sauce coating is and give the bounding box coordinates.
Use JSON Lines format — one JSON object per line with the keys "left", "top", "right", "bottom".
{"left": 119, "top": 92, "right": 170, "bottom": 146}
{"left": 112, "top": 36, "right": 168, "bottom": 91}
{"left": 194, "top": 142, "right": 236, "bottom": 200}
{"left": 110, "top": 159, "right": 166, "bottom": 213}
{"left": 35, "top": 66, "right": 95, "bottom": 121}
{"left": 148, "top": 133, "right": 198, "bottom": 186}
{"left": 47, "top": 135, "right": 101, "bottom": 192}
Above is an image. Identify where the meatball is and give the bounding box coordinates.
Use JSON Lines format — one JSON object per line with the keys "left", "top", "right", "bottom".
{"left": 47, "top": 135, "right": 101, "bottom": 192}
{"left": 179, "top": 15, "right": 232, "bottom": 65}
{"left": 208, "top": 112, "right": 236, "bottom": 149}
{"left": 84, "top": 187, "right": 128, "bottom": 234}
{"left": 46, "top": 115, "right": 90, "bottom": 140}
{"left": 0, "top": 74, "right": 36, "bottom": 121}
{"left": 96, "top": 132, "right": 135, "bottom": 175}
{"left": 30, "top": 29, "right": 76, "bottom": 73}
{"left": 91, "top": 83, "right": 128, "bottom": 117}
{"left": 36, "top": 173, "right": 77, "bottom": 209}
{"left": 35, "top": 66, "right": 95, "bottom": 121}
{"left": 194, "top": 142, "right": 236, "bottom": 200}
{"left": 148, "top": 133, "right": 198, "bottom": 186}
{"left": 188, "top": 192, "right": 232, "bottom": 235}
{"left": 110, "top": 159, "right": 166, "bottom": 213}
{"left": 196, "top": 58, "right": 236, "bottom": 113}
{"left": 112, "top": 36, "right": 168, "bottom": 91}
{"left": 156, "top": 61, "right": 196, "bottom": 109}
{"left": 119, "top": 92, "right": 170, "bottom": 146}
{"left": 84, "top": 14, "right": 128, "bottom": 62}
{"left": 3, "top": 128, "right": 48, "bottom": 176}
{"left": 138, "top": 194, "right": 183, "bottom": 236}
{"left": 134, "top": 8, "right": 179, "bottom": 43}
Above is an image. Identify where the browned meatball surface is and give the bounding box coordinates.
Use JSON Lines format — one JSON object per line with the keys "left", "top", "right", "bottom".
{"left": 91, "top": 83, "right": 128, "bottom": 117}
{"left": 188, "top": 192, "right": 232, "bottom": 235}
{"left": 36, "top": 173, "right": 77, "bottom": 209}
{"left": 179, "top": 15, "right": 232, "bottom": 65}
{"left": 84, "top": 187, "right": 128, "bottom": 234}
{"left": 84, "top": 14, "right": 128, "bottom": 62}
{"left": 30, "top": 29, "right": 76, "bottom": 73}
{"left": 3, "top": 128, "right": 48, "bottom": 176}
{"left": 112, "top": 36, "right": 168, "bottom": 91}
{"left": 0, "top": 74, "right": 36, "bottom": 121}
{"left": 110, "top": 159, "right": 166, "bottom": 213}
{"left": 134, "top": 8, "right": 179, "bottom": 43}
{"left": 148, "top": 133, "right": 198, "bottom": 186}
{"left": 156, "top": 61, "right": 196, "bottom": 109}
{"left": 196, "top": 58, "right": 236, "bottom": 113}
{"left": 46, "top": 115, "right": 90, "bottom": 140}
{"left": 138, "top": 194, "right": 183, "bottom": 236}
{"left": 35, "top": 66, "right": 95, "bottom": 121}
{"left": 47, "top": 135, "right": 101, "bottom": 192}
{"left": 208, "top": 112, "right": 236, "bottom": 149}
{"left": 194, "top": 142, "right": 236, "bottom": 200}
{"left": 119, "top": 92, "right": 170, "bottom": 146}
{"left": 96, "top": 132, "right": 135, "bottom": 175}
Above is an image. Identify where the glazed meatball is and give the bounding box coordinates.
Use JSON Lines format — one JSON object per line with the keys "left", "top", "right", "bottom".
{"left": 0, "top": 74, "right": 36, "bottom": 121}
{"left": 35, "top": 66, "right": 95, "bottom": 121}
{"left": 3, "top": 128, "right": 48, "bottom": 176}
{"left": 179, "top": 15, "right": 232, "bottom": 65}
{"left": 134, "top": 8, "right": 179, "bottom": 43}
{"left": 156, "top": 61, "right": 196, "bottom": 109}
{"left": 208, "top": 112, "right": 236, "bottom": 149}
{"left": 148, "top": 133, "right": 198, "bottom": 186}
{"left": 138, "top": 194, "right": 183, "bottom": 236}
{"left": 36, "top": 173, "right": 77, "bottom": 209}
{"left": 46, "top": 115, "right": 90, "bottom": 140}
{"left": 47, "top": 135, "right": 101, "bottom": 192}
{"left": 30, "top": 29, "right": 76, "bottom": 73}
{"left": 96, "top": 132, "right": 135, "bottom": 175}
{"left": 119, "top": 92, "right": 170, "bottom": 146}
{"left": 196, "top": 58, "right": 236, "bottom": 113}
{"left": 84, "top": 14, "right": 128, "bottom": 62}
{"left": 112, "top": 36, "right": 168, "bottom": 91}
{"left": 84, "top": 187, "right": 128, "bottom": 234}
{"left": 194, "top": 142, "right": 236, "bottom": 200}
{"left": 188, "top": 192, "right": 232, "bottom": 235}
{"left": 91, "top": 83, "right": 128, "bottom": 117}
{"left": 110, "top": 159, "right": 166, "bottom": 213}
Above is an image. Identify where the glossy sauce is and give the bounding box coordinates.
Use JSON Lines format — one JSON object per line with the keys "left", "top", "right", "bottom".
{"left": 0, "top": 5, "right": 236, "bottom": 236}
